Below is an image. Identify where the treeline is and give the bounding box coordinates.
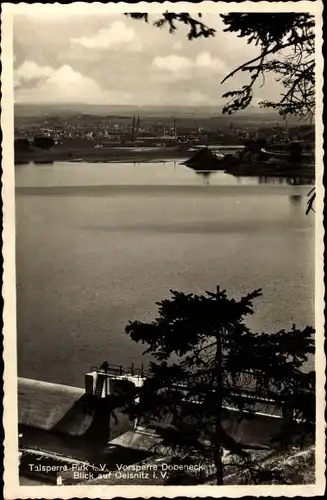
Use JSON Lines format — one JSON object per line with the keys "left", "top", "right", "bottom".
{"left": 15, "top": 136, "right": 55, "bottom": 152}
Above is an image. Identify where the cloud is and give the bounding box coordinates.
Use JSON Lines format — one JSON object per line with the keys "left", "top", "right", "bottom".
{"left": 14, "top": 60, "right": 54, "bottom": 88}
{"left": 70, "top": 21, "right": 137, "bottom": 50}
{"left": 153, "top": 55, "right": 193, "bottom": 72}
{"left": 12, "top": 11, "right": 282, "bottom": 107}
{"left": 153, "top": 52, "right": 226, "bottom": 75}
{"left": 14, "top": 61, "right": 131, "bottom": 104}
{"left": 13, "top": 60, "right": 222, "bottom": 107}
{"left": 195, "top": 52, "right": 226, "bottom": 72}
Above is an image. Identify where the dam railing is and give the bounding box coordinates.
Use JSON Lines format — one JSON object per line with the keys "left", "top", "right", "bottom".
{"left": 89, "top": 363, "right": 314, "bottom": 423}
{"left": 90, "top": 363, "right": 148, "bottom": 379}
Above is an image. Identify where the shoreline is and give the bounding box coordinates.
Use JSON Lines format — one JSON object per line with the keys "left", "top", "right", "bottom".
{"left": 15, "top": 148, "right": 315, "bottom": 182}
{"left": 15, "top": 157, "right": 315, "bottom": 182}
{"left": 15, "top": 148, "right": 191, "bottom": 165}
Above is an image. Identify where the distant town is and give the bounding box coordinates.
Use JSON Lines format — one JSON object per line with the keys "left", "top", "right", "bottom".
{"left": 13, "top": 104, "right": 315, "bottom": 172}
{"left": 15, "top": 104, "right": 314, "bottom": 147}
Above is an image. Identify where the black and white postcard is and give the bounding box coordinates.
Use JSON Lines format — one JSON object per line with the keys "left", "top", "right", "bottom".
{"left": 1, "top": 1, "right": 325, "bottom": 498}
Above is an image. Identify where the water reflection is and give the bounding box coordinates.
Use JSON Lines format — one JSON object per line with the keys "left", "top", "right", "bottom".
{"left": 195, "top": 171, "right": 315, "bottom": 187}
{"left": 287, "top": 177, "right": 315, "bottom": 186}
{"left": 288, "top": 194, "right": 306, "bottom": 216}
{"left": 195, "top": 171, "right": 212, "bottom": 185}
{"left": 15, "top": 160, "right": 315, "bottom": 189}
{"left": 258, "top": 176, "right": 286, "bottom": 185}
{"left": 258, "top": 176, "right": 314, "bottom": 186}
{"left": 289, "top": 194, "right": 303, "bottom": 204}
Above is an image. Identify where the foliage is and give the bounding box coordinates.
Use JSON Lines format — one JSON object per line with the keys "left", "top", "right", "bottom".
{"left": 125, "top": 287, "right": 315, "bottom": 485}
{"left": 220, "top": 13, "right": 315, "bottom": 121}
{"left": 32, "top": 136, "right": 54, "bottom": 150}
{"left": 125, "top": 12, "right": 215, "bottom": 40}
{"left": 14, "top": 138, "right": 30, "bottom": 152}
{"left": 126, "top": 12, "right": 315, "bottom": 121}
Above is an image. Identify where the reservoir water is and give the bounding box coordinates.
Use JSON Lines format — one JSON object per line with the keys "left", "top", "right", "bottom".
{"left": 15, "top": 161, "right": 315, "bottom": 387}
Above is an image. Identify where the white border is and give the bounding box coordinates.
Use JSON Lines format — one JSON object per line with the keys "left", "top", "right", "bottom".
{"left": 2, "top": 2, "right": 325, "bottom": 498}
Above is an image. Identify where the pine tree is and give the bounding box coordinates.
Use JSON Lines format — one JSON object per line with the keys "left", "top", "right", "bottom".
{"left": 125, "top": 287, "right": 315, "bottom": 485}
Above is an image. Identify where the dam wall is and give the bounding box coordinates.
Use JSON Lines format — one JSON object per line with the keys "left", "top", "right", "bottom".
{"left": 18, "top": 376, "right": 135, "bottom": 443}
{"left": 19, "top": 372, "right": 312, "bottom": 453}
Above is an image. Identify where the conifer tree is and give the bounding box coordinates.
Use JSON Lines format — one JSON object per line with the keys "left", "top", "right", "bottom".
{"left": 125, "top": 287, "right": 315, "bottom": 485}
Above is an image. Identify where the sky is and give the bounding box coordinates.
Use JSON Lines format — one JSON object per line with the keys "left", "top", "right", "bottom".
{"left": 13, "top": 7, "right": 283, "bottom": 107}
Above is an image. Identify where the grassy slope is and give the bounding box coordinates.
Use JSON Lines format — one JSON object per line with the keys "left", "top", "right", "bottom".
{"left": 222, "top": 445, "right": 315, "bottom": 485}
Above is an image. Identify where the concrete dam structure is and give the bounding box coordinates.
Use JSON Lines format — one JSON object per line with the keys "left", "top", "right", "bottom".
{"left": 18, "top": 366, "right": 148, "bottom": 483}
{"left": 19, "top": 365, "right": 292, "bottom": 452}
{"left": 18, "top": 365, "right": 314, "bottom": 484}
{"left": 18, "top": 367, "right": 141, "bottom": 444}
